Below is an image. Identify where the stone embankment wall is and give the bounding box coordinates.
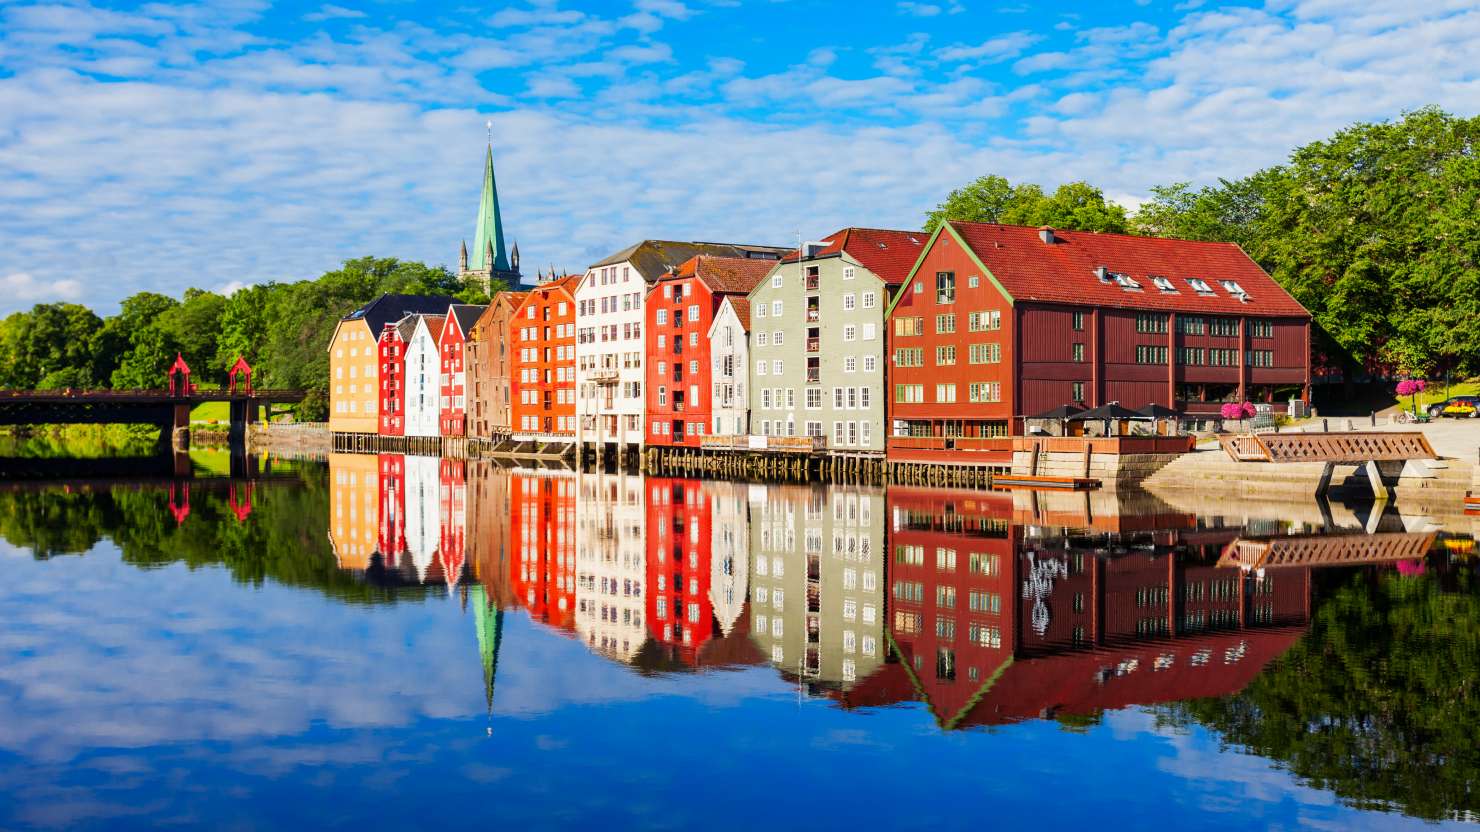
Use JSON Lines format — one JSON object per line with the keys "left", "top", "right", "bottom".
{"left": 248, "top": 422, "right": 330, "bottom": 459}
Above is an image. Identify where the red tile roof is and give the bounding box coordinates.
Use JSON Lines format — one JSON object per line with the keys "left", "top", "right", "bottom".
{"left": 789, "top": 227, "right": 927, "bottom": 287}
{"left": 948, "top": 222, "right": 1309, "bottom": 317}
{"left": 722, "top": 296, "right": 751, "bottom": 332}
{"left": 667, "top": 255, "right": 776, "bottom": 295}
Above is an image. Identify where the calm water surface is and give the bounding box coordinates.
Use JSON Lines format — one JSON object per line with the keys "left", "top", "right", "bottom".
{"left": 1, "top": 453, "right": 1477, "bottom": 830}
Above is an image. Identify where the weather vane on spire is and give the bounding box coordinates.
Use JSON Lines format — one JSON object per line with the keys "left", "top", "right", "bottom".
{"left": 486, "top": 119, "right": 493, "bottom": 146}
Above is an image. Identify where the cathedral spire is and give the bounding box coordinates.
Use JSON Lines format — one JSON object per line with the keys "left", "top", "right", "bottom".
{"left": 470, "top": 136, "right": 510, "bottom": 274}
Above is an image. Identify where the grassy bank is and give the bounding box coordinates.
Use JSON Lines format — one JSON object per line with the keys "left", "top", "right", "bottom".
{"left": 0, "top": 424, "right": 161, "bottom": 457}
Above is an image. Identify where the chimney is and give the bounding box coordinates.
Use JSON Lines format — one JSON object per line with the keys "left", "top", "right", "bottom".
{"left": 1038, "top": 226, "right": 1056, "bottom": 245}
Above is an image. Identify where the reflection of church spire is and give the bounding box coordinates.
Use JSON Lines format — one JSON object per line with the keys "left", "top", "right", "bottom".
{"left": 472, "top": 584, "right": 504, "bottom": 724}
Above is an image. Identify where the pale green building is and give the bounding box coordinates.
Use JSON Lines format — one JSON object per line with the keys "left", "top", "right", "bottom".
{"left": 746, "top": 228, "right": 924, "bottom": 452}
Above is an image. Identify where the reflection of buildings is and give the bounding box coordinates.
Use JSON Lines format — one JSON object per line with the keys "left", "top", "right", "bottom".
{"left": 438, "top": 459, "right": 467, "bottom": 592}
{"left": 328, "top": 453, "right": 379, "bottom": 570}
{"left": 377, "top": 454, "right": 406, "bottom": 570}
{"left": 645, "top": 478, "right": 713, "bottom": 662}
{"left": 747, "top": 484, "right": 886, "bottom": 693}
{"left": 404, "top": 455, "right": 441, "bottom": 583}
{"left": 466, "top": 460, "right": 514, "bottom": 607}
{"left": 575, "top": 472, "right": 648, "bottom": 661}
{"left": 881, "top": 486, "right": 1315, "bottom": 728}
{"left": 511, "top": 470, "right": 577, "bottom": 630}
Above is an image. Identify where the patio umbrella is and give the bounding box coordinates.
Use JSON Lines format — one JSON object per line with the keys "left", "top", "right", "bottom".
{"left": 1066, "top": 403, "right": 1143, "bottom": 421}
{"left": 1029, "top": 404, "right": 1087, "bottom": 420}
{"left": 1135, "top": 403, "right": 1182, "bottom": 419}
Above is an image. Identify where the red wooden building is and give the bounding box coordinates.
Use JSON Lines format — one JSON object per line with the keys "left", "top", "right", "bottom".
{"left": 377, "top": 453, "right": 406, "bottom": 570}
{"left": 437, "top": 458, "right": 467, "bottom": 592}
{"left": 509, "top": 471, "right": 577, "bottom": 630}
{"left": 886, "top": 222, "right": 1311, "bottom": 462}
{"left": 644, "top": 256, "right": 775, "bottom": 446}
{"left": 510, "top": 276, "right": 580, "bottom": 438}
{"left": 644, "top": 477, "right": 715, "bottom": 664}
{"left": 439, "top": 304, "right": 487, "bottom": 437}
{"left": 377, "top": 318, "right": 416, "bottom": 436}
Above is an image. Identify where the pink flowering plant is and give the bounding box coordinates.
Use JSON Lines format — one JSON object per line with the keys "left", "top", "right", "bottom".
{"left": 1396, "top": 378, "right": 1427, "bottom": 416}
{"left": 1220, "top": 401, "right": 1257, "bottom": 421}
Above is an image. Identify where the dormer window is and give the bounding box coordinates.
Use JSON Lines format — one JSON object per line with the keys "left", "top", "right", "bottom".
{"left": 1151, "top": 275, "right": 1177, "bottom": 293}
{"left": 1220, "top": 279, "right": 1249, "bottom": 300}
{"left": 1093, "top": 266, "right": 1111, "bottom": 283}
{"left": 1112, "top": 272, "right": 1141, "bottom": 290}
{"left": 1187, "top": 277, "right": 1214, "bottom": 295}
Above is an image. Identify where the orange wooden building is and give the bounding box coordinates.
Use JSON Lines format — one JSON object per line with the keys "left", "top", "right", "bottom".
{"left": 510, "top": 276, "right": 580, "bottom": 438}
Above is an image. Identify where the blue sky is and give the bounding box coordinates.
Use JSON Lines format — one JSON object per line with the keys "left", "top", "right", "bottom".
{"left": 0, "top": 0, "right": 1477, "bottom": 314}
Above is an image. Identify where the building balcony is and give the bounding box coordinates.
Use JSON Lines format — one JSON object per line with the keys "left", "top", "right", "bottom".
{"left": 700, "top": 435, "right": 826, "bottom": 453}
{"left": 806, "top": 310, "right": 820, "bottom": 323}
{"left": 806, "top": 338, "right": 819, "bottom": 353}
{"left": 589, "top": 368, "right": 619, "bottom": 383}
{"left": 805, "top": 275, "right": 819, "bottom": 291}
{"left": 806, "top": 368, "right": 820, "bottom": 383}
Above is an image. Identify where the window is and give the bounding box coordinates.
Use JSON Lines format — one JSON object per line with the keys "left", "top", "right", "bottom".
{"left": 967, "top": 310, "right": 1001, "bottom": 332}
{"left": 756, "top": 331, "right": 767, "bottom": 347}
{"left": 936, "top": 586, "right": 956, "bottom": 608}
{"left": 935, "top": 383, "right": 956, "bottom": 403}
{"left": 968, "top": 343, "right": 1000, "bottom": 364}
{"left": 761, "top": 389, "right": 772, "bottom": 408}
{"left": 657, "top": 361, "right": 667, "bottom": 376}
{"left": 834, "top": 421, "right": 845, "bottom": 445}
{"left": 756, "top": 303, "right": 767, "bottom": 319}
{"left": 894, "top": 347, "right": 924, "bottom": 367}
{"left": 894, "top": 317, "right": 923, "bottom": 337}
{"left": 655, "top": 309, "right": 667, "bottom": 325}
{"left": 935, "top": 314, "right": 956, "bottom": 334}
{"left": 968, "top": 590, "right": 1000, "bottom": 614}
{"left": 935, "top": 271, "right": 955, "bottom": 304}
{"left": 863, "top": 355, "right": 876, "bottom": 372}
{"left": 1072, "top": 343, "right": 1085, "bottom": 362}
{"left": 805, "top": 388, "right": 822, "bottom": 409}
{"left": 861, "top": 323, "right": 876, "bottom": 341}
{"left": 1188, "top": 277, "right": 1214, "bottom": 295}
{"left": 843, "top": 325, "right": 857, "bottom": 341}
{"left": 772, "top": 359, "right": 783, "bottom": 375}
{"left": 1178, "top": 347, "right": 1205, "bottom": 365}
{"left": 936, "top": 548, "right": 957, "bottom": 570}
{"left": 1250, "top": 319, "right": 1273, "bottom": 339}
{"left": 1246, "top": 349, "right": 1274, "bottom": 367}
{"left": 756, "top": 360, "right": 767, "bottom": 376}
{"left": 1071, "top": 381, "right": 1085, "bottom": 402}
{"left": 969, "top": 553, "right": 999, "bottom": 576}
{"left": 772, "top": 300, "right": 782, "bottom": 317}
{"left": 658, "top": 386, "right": 667, "bottom": 405}
{"left": 1135, "top": 313, "right": 1168, "bottom": 334}
{"left": 843, "top": 293, "right": 856, "bottom": 311}
{"left": 968, "top": 382, "right": 1000, "bottom": 402}
{"left": 1178, "top": 315, "right": 1206, "bottom": 335}
{"left": 773, "top": 331, "right": 784, "bottom": 346}
{"left": 968, "top": 275, "right": 979, "bottom": 288}
{"left": 771, "top": 273, "right": 782, "bottom": 288}
{"left": 1135, "top": 345, "right": 1169, "bottom": 364}
{"left": 895, "top": 384, "right": 924, "bottom": 403}
{"left": 936, "top": 346, "right": 956, "bottom": 365}
{"left": 862, "top": 291, "right": 876, "bottom": 308}
{"left": 1209, "top": 317, "right": 1239, "bottom": 337}
{"left": 1072, "top": 311, "right": 1086, "bottom": 331}
{"left": 843, "top": 266, "right": 856, "bottom": 280}
{"left": 844, "top": 356, "right": 857, "bottom": 373}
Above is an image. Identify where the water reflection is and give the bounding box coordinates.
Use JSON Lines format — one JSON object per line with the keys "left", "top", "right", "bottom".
{"left": 320, "top": 451, "right": 1474, "bottom": 738}
{"left": 4, "top": 453, "right": 1477, "bottom": 825}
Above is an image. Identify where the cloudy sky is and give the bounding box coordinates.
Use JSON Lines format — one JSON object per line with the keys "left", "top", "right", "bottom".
{"left": 0, "top": 0, "right": 1476, "bottom": 315}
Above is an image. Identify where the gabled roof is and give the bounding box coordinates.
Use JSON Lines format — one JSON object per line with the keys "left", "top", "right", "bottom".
{"left": 418, "top": 314, "right": 446, "bottom": 342}
{"left": 589, "top": 240, "right": 789, "bottom": 282}
{"left": 724, "top": 297, "right": 751, "bottom": 332}
{"left": 787, "top": 227, "right": 927, "bottom": 287}
{"left": 665, "top": 255, "right": 775, "bottom": 296}
{"left": 943, "top": 222, "right": 1309, "bottom": 317}
{"left": 341, "top": 293, "right": 460, "bottom": 334}
{"left": 394, "top": 316, "right": 417, "bottom": 342}
{"left": 447, "top": 303, "right": 488, "bottom": 338}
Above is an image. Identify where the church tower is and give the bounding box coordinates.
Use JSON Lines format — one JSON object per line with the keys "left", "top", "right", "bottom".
{"left": 459, "top": 135, "right": 522, "bottom": 293}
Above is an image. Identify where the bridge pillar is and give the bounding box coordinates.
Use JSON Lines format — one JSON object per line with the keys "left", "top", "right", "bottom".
{"left": 171, "top": 403, "right": 191, "bottom": 451}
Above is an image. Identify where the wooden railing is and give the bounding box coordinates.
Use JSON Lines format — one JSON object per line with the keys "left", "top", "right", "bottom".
{"left": 699, "top": 435, "right": 826, "bottom": 453}
{"left": 888, "top": 436, "right": 1014, "bottom": 453}
{"left": 1218, "top": 431, "right": 1436, "bottom": 463}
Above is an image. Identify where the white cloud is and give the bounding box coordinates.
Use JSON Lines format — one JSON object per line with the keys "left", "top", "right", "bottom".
{"left": 938, "top": 31, "right": 1041, "bottom": 62}
{"left": 302, "top": 5, "right": 366, "bottom": 23}
{"left": 0, "top": 272, "right": 83, "bottom": 303}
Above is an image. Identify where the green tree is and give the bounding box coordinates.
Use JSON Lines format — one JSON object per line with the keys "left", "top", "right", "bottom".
{"left": 0, "top": 303, "right": 104, "bottom": 389}
{"left": 926, "top": 176, "right": 1129, "bottom": 234}
{"left": 110, "top": 324, "right": 181, "bottom": 389}
{"left": 156, "top": 288, "right": 226, "bottom": 382}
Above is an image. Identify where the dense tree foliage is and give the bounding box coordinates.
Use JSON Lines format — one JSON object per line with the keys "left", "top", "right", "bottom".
{"left": 0, "top": 257, "right": 494, "bottom": 418}
{"left": 0, "top": 468, "right": 433, "bottom": 605}
{"left": 925, "top": 175, "right": 1130, "bottom": 234}
{"left": 1160, "top": 567, "right": 1480, "bottom": 821}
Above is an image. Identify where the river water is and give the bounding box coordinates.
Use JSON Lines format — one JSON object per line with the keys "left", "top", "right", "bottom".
{"left": 1, "top": 452, "right": 1477, "bottom": 830}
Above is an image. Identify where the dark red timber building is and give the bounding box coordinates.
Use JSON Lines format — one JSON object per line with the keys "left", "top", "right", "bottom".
{"left": 886, "top": 222, "right": 1310, "bottom": 462}
{"left": 644, "top": 256, "right": 776, "bottom": 447}
{"left": 439, "top": 304, "right": 487, "bottom": 437}
{"left": 377, "top": 318, "right": 417, "bottom": 436}
{"left": 643, "top": 477, "right": 715, "bottom": 662}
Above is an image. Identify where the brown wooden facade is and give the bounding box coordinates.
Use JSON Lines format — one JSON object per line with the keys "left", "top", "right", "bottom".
{"left": 466, "top": 291, "right": 525, "bottom": 439}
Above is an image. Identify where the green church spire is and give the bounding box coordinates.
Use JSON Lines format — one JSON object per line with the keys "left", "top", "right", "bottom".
{"left": 470, "top": 143, "right": 510, "bottom": 273}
